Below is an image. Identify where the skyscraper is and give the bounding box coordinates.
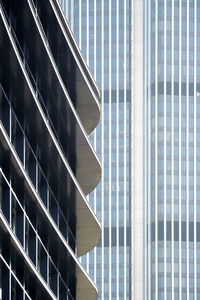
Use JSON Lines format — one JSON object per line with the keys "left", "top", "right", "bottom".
{"left": 61, "top": 0, "right": 200, "bottom": 299}
{"left": 144, "top": 1, "right": 200, "bottom": 299}
{"left": 61, "top": 1, "right": 134, "bottom": 299}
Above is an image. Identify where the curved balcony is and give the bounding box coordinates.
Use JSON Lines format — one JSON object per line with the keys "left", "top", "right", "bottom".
{"left": 2, "top": 0, "right": 101, "bottom": 195}
{"left": 0, "top": 193, "right": 98, "bottom": 300}
{"left": 0, "top": 107, "right": 99, "bottom": 300}
{"left": 0, "top": 4, "right": 101, "bottom": 257}
{"left": 33, "top": 0, "right": 100, "bottom": 135}
{"left": 0, "top": 219, "right": 57, "bottom": 300}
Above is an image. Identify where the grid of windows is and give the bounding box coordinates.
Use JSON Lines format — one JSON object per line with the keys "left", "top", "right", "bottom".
{"left": 61, "top": 0, "right": 132, "bottom": 299}
{"left": 145, "top": 0, "right": 200, "bottom": 299}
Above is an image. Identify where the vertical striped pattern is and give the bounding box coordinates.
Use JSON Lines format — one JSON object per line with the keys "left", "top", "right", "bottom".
{"left": 60, "top": 0, "right": 200, "bottom": 299}
{"left": 179, "top": 1, "right": 182, "bottom": 299}
{"left": 155, "top": 1, "right": 158, "bottom": 298}
{"left": 163, "top": 0, "right": 167, "bottom": 298}
{"left": 194, "top": 1, "right": 197, "bottom": 299}
{"left": 60, "top": 0, "right": 132, "bottom": 299}
{"left": 171, "top": 1, "right": 175, "bottom": 299}
{"left": 144, "top": 0, "right": 199, "bottom": 299}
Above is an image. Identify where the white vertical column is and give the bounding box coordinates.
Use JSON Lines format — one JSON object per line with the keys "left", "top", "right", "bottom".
{"left": 86, "top": 0, "right": 89, "bottom": 64}
{"left": 93, "top": 0, "right": 97, "bottom": 286}
{"left": 94, "top": 128, "right": 97, "bottom": 284}
{"left": 164, "top": 0, "right": 167, "bottom": 299}
{"left": 131, "top": 0, "right": 134, "bottom": 298}
{"left": 171, "top": 1, "right": 175, "bottom": 299}
{"left": 65, "top": 0, "right": 68, "bottom": 19}
{"left": 79, "top": 0, "right": 82, "bottom": 49}
{"left": 108, "top": 0, "right": 112, "bottom": 298}
{"left": 147, "top": 0, "right": 152, "bottom": 299}
{"left": 116, "top": 0, "right": 119, "bottom": 299}
{"left": 155, "top": 0, "right": 158, "bottom": 299}
{"left": 186, "top": 0, "right": 189, "bottom": 299}
{"left": 101, "top": 1, "right": 105, "bottom": 299}
{"left": 178, "top": 0, "right": 182, "bottom": 298}
{"left": 132, "top": 0, "right": 143, "bottom": 299}
{"left": 194, "top": 0, "right": 197, "bottom": 299}
{"left": 123, "top": 0, "right": 127, "bottom": 299}
{"left": 94, "top": 0, "right": 97, "bottom": 81}
{"left": 71, "top": 0, "right": 74, "bottom": 32}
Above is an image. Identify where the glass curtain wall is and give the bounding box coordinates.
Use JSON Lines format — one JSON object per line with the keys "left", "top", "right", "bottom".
{"left": 145, "top": 0, "right": 200, "bottom": 299}
{"left": 60, "top": 0, "right": 132, "bottom": 299}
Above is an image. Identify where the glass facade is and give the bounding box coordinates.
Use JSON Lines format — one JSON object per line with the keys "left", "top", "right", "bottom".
{"left": 61, "top": 0, "right": 132, "bottom": 299}
{"left": 144, "top": 0, "right": 200, "bottom": 299}
{"left": 61, "top": 0, "right": 200, "bottom": 299}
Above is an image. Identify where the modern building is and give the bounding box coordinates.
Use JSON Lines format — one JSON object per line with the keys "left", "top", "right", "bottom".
{"left": 61, "top": 1, "right": 135, "bottom": 299}
{"left": 62, "top": 0, "right": 200, "bottom": 300}
{"left": 0, "top": 0, "right": 101, "bottom": 299}
{"left": 144, "top": 1, "right": 200, "bottom": 299}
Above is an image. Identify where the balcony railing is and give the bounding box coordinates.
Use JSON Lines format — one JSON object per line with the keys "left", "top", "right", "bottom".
{"left": 0, "top": 168, "right": 74, "bottom": 300}
{"left": 0, "top": 83, "right": 76, "bottom": 254}
{"left": 0, "top": 1, "right": 72, "bottom": 171}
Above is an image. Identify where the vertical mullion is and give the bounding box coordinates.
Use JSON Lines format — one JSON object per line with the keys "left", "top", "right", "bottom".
{"left": 86, "top": 0, "right": 89, "bottom": 64}
{"left": 23, "top": 135, "right": 25, "bottom": 167}
{"left": 155, "top": 0, "right": 158, "bottom": 299}
{"left": 93, "top": 1, "right": 97, "bottom": 284}
{"left": 94, "top": 0, "right": 96, "bottom": 81}
{"left": 194, "top": 0, "right": 197, "bottom": 299}
{"left": 186, "top": 0, "right": 189, "bottom": 299}
{"left": 108, "top": 0, "right": 112, "bottom": 298}
{"left": 123, "top": 1, "right": 127, "bottom": 299}
{"left": 65, "top": 0, "right": 68, "bottom": 20}
{"left": 86, "top": 252, "right": 89, "bottom": 273}
{"left": 148, "top": 0, "right": 152, "bottom": 298}
{"left": 116, "top": 0, "right": 119, "bottom": 299}
{"left": 79, "top": 0, "right": 82, "bottom": 49}
{"left": 101, "top": 1, "right": 104, "bottom": 298}
{"left": 171, "top": 0, "right": 175, "bottom": 299}
{"left": 94, "top": 128, "right": 97, "bottom": 283}
{"left": 71, "top": 0, "right": 74, "bottom": 32}
{"left": 94, "top": 4, "right": 97, "bottom": 279}
{"left": 178, "top": 0, "right": 182, "bottom": 298}
{"left": 131, "top": 0, "right": 134, "bottom": 298}
{"left": 9, "top": 266, "right": 11, "bottom": 299}
{"left": 164, "top": 0, "right": 167, "bottom": 298}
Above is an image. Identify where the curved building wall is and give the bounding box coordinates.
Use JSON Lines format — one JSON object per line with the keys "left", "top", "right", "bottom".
{"left": 0, "top": 0, "right": 101, "bottom": 299}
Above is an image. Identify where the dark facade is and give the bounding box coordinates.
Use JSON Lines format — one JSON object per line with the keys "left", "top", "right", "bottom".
{"left": 0, "top": 0, "right": 101, "bottom": 299}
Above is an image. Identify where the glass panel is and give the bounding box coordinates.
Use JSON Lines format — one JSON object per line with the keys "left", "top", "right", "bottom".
{"left": 11, "top": 276, "right": 23, "bottom": 300}
{"left": 11, "top": 112, "right": 24, "bottom": 162}
{"left": 25, "top": 141, "right": 36, "bottom": 187}
{"left": 37, "top": 168, "right": 48, "bottom": 206}
{"left": 0, "top": 88, "right": 10, "bottom": 136}
{"left": 1, "top": 260, "right": 9, "bottom": 299}
{"left": 49, "top": 261, "right": 58, "bottom": 296}
{"left": 26, "top": 221, "right": 36, "bottom": 265}
{"left": 15, "top": 197, "right": 24, "bottom": 245}
{"left": 38, "top": 241, "right": 48, "bottom": 282}
{"left": 1, "top": 176, "right": 10, "bottom": 223}
{"left": 49, "top": 193, "right": 58, "bottom": 224}
{"left": 59, "top": 212, "right": 68, "bottom": 240}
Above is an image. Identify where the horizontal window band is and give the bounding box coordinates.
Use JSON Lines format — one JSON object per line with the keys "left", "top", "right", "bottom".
{"left": 150, "top": 221, "right": 200, "bottom": 242}
{"left": 103, "top": 89, "right": 131, "bottom": 103}
{"left": 97, "top": 227, "right": 131, "bottom": 247}
{"left": 150, "top": 82, "right": 200, "bottom": 97}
